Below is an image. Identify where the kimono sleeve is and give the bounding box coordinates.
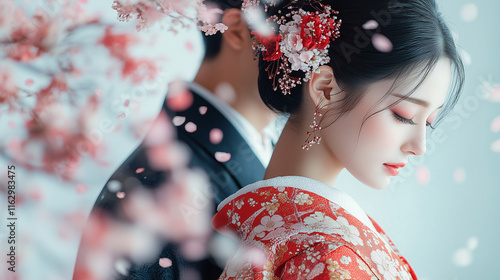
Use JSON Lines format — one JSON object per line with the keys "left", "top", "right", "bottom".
{"left": 279, "top": 244, "right": 378, "bottom": 279}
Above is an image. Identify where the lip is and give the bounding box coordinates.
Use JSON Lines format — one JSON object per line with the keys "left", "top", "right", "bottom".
{"left": 383, "top": 163, "right": 406, "bottom": 176}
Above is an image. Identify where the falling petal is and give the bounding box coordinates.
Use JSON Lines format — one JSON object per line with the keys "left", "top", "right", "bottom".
{"left": 215, "top": 152, "right": 231, "bottom": 163}
{"left": 167, "top": 81, "right": 193, "bottom": 111}
{"left": 489, "top": 85, "right": 500, "bottom": 102}
{"left": 159, "top": 258, "right": 172, "bottom": 268}
{"left": 372, "top": 34, "right": 392, "bottom": 53}
{"left": 460, "top": 3, "right": 478, "bottom": 22}
{"left": 136, "top": 167, "right": 145, "bottom": 174}
{"left": 124, "top": 100, "right": 130, "bottom": 107}
{"left": 210, "top": 128, "right": 223, "bottom": 145}
{"left": 76, "top": 184, "right": 88, "bottom": 194}
{"left": 107, "top": 180, "right": 122, "bottom": 193}
{"left": 467, "top": 237, "right": 479, "bottom": 250}
{"left": 25, "top": 79, "right": 34, "bottom": 86}
{"left": 453, "top": 168, "right": 466, "bottom": 183}
{"left": 491, "top": 139, "right": 500, "bottom": 153}
{"left": 115, "top": 259, "right": 131, "bottom": 276}
{"left": 185, "top": 41, "right": 195, "bottom": 52}
{"left": 199, "top": 106, "right": 208, "bottom": 115}
{"left": 180, "top": 238, "right": 209, "bottom": 261}
{"left": 491, "top": 116, "right": 500, "bottom": 132}
{"left": 172, "top": 116, "right": 186, "bottom": 126}
{"left": 362, "top": 20, "right": 379, "bottom": 30}
{"left": 416, "top": 165, "right": 430, "bottom": 185}
{"left": 452, "top": 248, "right": 473, "bottom": 267}
{"left": 117, "top": 113, "right": 126, "bottom": 120}
{"left": 215, "top": 83, "right": 236, "bottom": 104}
{"left": 185, "top": 122, "right": 197, "bottom": 133}
{"left": 144, "top": 111, "right": 174, "bottom": 146}
{"left": 117, "top": 192, "right": 126, "bottom": 199}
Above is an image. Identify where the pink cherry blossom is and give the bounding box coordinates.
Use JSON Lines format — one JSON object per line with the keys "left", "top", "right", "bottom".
{"left": 215, "top": 151, "right": 231, "bottom": 162}
{"left": 210, "top": 128, "right": 223, "bottom": 144}
{"left": 372, "top": 34, "right": 393, "bottom": 53}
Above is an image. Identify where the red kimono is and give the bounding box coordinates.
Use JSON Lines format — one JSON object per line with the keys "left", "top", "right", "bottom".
{"left": 212, "top": 176, "right": 417, "bottom": 280}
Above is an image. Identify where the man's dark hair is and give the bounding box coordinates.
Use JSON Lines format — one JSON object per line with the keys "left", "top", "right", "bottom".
{"left": 202, "top": 0, "right": 243, "bottom": 60}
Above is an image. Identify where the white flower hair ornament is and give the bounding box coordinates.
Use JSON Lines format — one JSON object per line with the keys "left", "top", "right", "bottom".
{"left": 250, "top": 4, "right": 342, "bottom": 95}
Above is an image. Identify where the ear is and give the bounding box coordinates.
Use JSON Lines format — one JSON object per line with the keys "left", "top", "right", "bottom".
{"left": 221, "top": 8, "right": 249, "bottom": 51}
{"left": 308, "top": 65, "right": 340, "bottom": 107}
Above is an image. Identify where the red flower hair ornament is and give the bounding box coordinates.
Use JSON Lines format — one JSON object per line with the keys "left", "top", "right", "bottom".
{"left": 250, "top": 4, "right": 341, "bottom": 95}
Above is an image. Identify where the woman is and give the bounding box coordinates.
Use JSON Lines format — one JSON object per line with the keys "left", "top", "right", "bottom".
{"left": 212, "top": 0, "right": 464, "bottom": 279}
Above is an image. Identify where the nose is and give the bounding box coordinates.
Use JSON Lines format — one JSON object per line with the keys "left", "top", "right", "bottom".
{"left": 402, "top": 126, "right": 427, "bottom": 156}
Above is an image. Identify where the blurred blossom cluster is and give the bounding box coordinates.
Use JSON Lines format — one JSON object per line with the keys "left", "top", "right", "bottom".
{"left": 0, "top": 0, "right": 161, "bottom": 180}
{"left": 112, "top": 0, "right": 228, "bottom": 35}
{"left": 74, "top": 110, "right": 216, "bottom": 280}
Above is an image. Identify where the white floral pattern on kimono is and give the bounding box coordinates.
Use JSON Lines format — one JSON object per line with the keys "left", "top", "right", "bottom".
{"left": 213, "top": 182, "right": 417, "bottom": 280}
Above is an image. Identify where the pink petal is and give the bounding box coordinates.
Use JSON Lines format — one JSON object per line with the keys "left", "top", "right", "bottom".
{"left": 144, "top": 111, "right": 173, "bottom": 146}
{"left": 491, "top": 139, "right": 500, "bottom": 153}
{"left": 95, "top": 89, "right": 103, "bottom": 97}
{"left": 491, "top": 116, "right": 500, "bottom": 132}
{"left": 172, "top": 116, "right": 186, "bottom": 126}
{"left": 199, "top": 106, "right": 208, "bottom": 115}
{"left": 76, "top": 184, "right": 88, "bottom": 194}
{"left": 136, "top": 167, "right": 145, "bottom": 174}
{"left": 159, "top": 258, "right": 172, "bottom": 268}
{"left": 372, "top": 34, "right": 393, "bottom": 53}
{"left": 117, "top": 113, "right": 126, "bottom": 120}
{"left": 210, "top": 128, "right": 223, "bottom": 145}
{"left": 25, "top": 79, "right": 34, "bottom": 86}
{"left": 124, "top": 100, "right": 130, "bottom": 107}
{"left": 453, "top": 168, "right": 466, "bottom": 183}
{"left": 215, "top": 152, "right": 231, "bottom": 163}
{"left": 8, "top": 121, "right": 15, "bottom": 128}
{"left": 215, "top": 83, "right": 236, "bottom": 104}
{"left": 185, "top": 41, "right": 195, "bottom": 52}
{"left": 166, "top": 82, "right": 194, "bottom": 111}
{"left": 185, "top": 122, "right": 197, "bottom": 133}
{"left": 116, "top": 192, "right": 126, "bottom": 199}
{"left": 363, "top": 20, "right": 379, "bottom": 30}
{"left": 416, "top": 165, "right": 430, "bottom": 185}
{"left": 491, "top": 86, "right": 500, "bottom": 101}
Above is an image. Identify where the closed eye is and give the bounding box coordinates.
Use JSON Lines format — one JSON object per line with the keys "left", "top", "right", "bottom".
{"left": 393, "top": 112, "right": 415, "bottom": 125}
{"left": 393, "top": 112, "right": 435, "bottom": 129}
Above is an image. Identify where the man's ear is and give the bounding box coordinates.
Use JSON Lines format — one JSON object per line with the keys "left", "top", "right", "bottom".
{"left": 308, "top": 65, "right": 341, "bottom": 107}
{"left": 221, "top": 8, "right": 248, "bottom": 50}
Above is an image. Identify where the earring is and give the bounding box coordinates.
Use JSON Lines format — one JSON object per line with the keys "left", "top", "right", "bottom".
{"left": 302, "top": 110, "right": 322, "bottom": 150}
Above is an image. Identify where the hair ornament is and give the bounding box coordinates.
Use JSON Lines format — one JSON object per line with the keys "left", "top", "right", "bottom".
{"left": 248, "top": 2, "right": 341, "bottom": 95}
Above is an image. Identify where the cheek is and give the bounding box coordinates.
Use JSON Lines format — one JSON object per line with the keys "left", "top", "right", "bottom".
{"left": 352, "top": 112, "right": 403, "bottom": 168}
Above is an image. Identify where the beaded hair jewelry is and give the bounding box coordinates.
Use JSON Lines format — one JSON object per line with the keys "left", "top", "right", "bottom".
{"left": 245, "top": 1, "right": 342, "bottom": 95}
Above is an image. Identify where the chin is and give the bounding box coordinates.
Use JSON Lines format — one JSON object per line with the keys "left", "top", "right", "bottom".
{"left": 356, "top": 174, "right": 391, "bottom": 190}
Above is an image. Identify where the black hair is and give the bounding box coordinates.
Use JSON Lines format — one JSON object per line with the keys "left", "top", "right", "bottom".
{"left": 257, "top": 0, "right": 465, "bottom": 128}
{"left": 202, "top": 0, "right": 243, "bottom": 60}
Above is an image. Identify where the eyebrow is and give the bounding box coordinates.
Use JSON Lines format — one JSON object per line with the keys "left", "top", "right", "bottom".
{"left": 391, "top": 93, "right": 443, "bottom": 109}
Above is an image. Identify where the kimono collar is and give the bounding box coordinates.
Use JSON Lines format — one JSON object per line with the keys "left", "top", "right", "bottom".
{"left": 217, "top": 176, "right": 376, "bottom": 232}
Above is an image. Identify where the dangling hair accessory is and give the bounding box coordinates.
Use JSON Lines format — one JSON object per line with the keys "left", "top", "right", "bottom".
{"left": 246, "top": 1, "right": 342, "bottom": 95}
{"left": 302, "top": 109, "right": 323, "bottom": 150}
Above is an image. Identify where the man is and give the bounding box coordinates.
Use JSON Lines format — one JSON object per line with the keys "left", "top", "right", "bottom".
{"left": 74, "top": 0, "right": 279, "bottom": 279}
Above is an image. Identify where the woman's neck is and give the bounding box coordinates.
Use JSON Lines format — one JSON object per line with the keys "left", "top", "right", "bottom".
{"left": 264, "top": 118, "right": 344, "bottom": 186}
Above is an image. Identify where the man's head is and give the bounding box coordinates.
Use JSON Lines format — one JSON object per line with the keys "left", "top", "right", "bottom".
{"left": 202, "top": 0, "right": 243, "bottom": 60}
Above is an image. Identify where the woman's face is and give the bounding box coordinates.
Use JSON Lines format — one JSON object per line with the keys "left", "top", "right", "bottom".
{"left": 321, "top": 58, "right": 452, "bottom": 189}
